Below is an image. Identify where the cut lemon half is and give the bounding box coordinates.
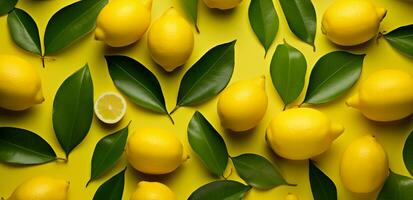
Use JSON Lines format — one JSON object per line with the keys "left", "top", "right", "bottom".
{"left": 95, "top": 92, "right": 127, "bottom": 124}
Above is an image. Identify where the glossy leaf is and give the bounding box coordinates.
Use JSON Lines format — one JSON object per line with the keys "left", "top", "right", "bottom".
{"left": 7, "top": 8, "right": 42, "bottom": 55}
{"left": 377, "top": 171, "right": 413, "bottom": 200}
{"left": 278, "top": 0, "right": 317, "bottom": 48}
{"left": 309, "top": 161, "right": 337, "bottom": 200}
{"left": 44, "top": 0, "right": 108, "bottom": 55}
{"left": 188, "top": 180, "right": 251, "bottom": 200}
{"left": 181, "top": 0, "right": 199, "bottom": 32}
{"left": 0, "top": 127, "right": 57, "bottom": 165}
{"left": 88, "top": 124, "right": 129, "bottom": 186}
{"left": 384, "top": 25, "right": 413, "bottom": 59}
{"left": 403, "top": 130, "right": 413, "bottom": 176}
{"left": 232, "top": 153, "right": 290, "bottom": 190}
{"left": 188, "top": 111, "right": 228, "bottom": 177}
{"left": 304, "top": 51, "right": 365, "bottom": 104}
{"left": 93, "top": 168, "right": 126, "bottom": 200}
{"left": 0, "top": 0, "right": 17, "bottom": 16}
{"left": 53, "top": 64, "right": 94, "bottom": 157}
{"left": 248, "top": 0, "right": 279, "bottom": 55}
{"left": 270, "top": 41, "right": 306, "bottom": 106}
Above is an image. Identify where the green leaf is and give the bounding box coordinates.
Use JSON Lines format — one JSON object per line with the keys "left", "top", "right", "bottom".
{"left": 309, "top": 161, "right": 337, "bottom": 200}
{"left": 0, "top": 127, "right": 57, "bottom": 165}
{"left": 174, "top": 41, "right": 236, "bottom": 112}
{"left": 181, "top": 0, "right": 199, "bottom": 33}
{"left": 248, "top": 0, "right": 279, "bottom": 55}
{"left": 7, "top": 8, "right": 42, "bottom": 55}
{"left": 93, "top": 168, "right": 126, "bottom": 200}
{"left": 0, "top": 0, "right": 17, "bottom": 16}
{"left": 278, "top": 0, "right": 317, "bottom": 48}
{"left": 44, "top": 0, "right": 108, "bottom": 55}
{"left": 403, "top": 130, "right": 413, "bottom": 176}
{"left": 377, "top": 171, "right": 413, "bottom": 200}
{"left": 270, "top": 41, "right": 306, "bottom": 107}
{"left": 384, "top": 25, "right": 413, "bottom": 59}
{"left": 188, "top": 180, "right": 251, "bottom": 200}
{"left": 232, "top": 153, "right": 290, "bottom": 190}
{"left": 188, "top": 111, "right": 229, "bottom": 177}
{"left": 53, "top": 64, "right": 94, "bottom": 157}
{"left": 304, "top": 51, "right": 365, "bottom": 104}
{"left": 88, "top": 124, "right": 129, "bottom": 186}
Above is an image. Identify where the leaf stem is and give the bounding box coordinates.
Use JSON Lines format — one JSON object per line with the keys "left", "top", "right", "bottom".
{"left": 283, "top": 104, "right": 287, "bottom": 111}
{"left": 195, "top": 24, "right": 200, "bottom": 34}
{"left": 312, "top": 43, "right": 316, "bottom": 52}
{"left": 169, "top": 106, "right": 180, "bottom": 115}
{"left": 167, "top": 113, "right": 175, "bottom": 125}
{"left": 287, "top": 183, "right": 298, "bottom": 187}
{"left": 376, "top": 31, "right": 386, "bottom": 44}
{"left": 56, "top": 157, "right": 68, "bottom": 162}
{"left": 222, "top": 167, "right": 233, "bottom": 180}
{"left": 41, "top": 56, "right": 45, "bottom": 68}
{"left": 86, "top": 180, "right": 91, "bottom": 187}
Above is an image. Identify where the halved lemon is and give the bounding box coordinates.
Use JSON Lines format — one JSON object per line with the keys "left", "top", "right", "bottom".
{"left": 94, "top": 92, "right": 127, "bottom": 124}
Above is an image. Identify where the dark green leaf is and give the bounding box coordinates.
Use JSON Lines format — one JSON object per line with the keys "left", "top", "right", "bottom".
{"left": 248, "top": 0, "right": 279, "bottom": 55}
{"left": 0, "top": 127, "right": 57, "bottom": 165}
{"left": 181, "top": 0, "right": 199, "bottom": 33}
{"left": 188, "top": 111, "right": 228, "bottom": 177}
{"left": 270, "top": 41, "right": 306, "bottom": 106}
{"left": 53, "top": 64, "right": 94, "bottom": 157}
{"left": 93, "top": 168, "right": 126, "bottom": 200}
{"left": 278, "top": 0, "right": 317, "bottom": 48}
{"left": 377, "top": 171, "right": 413, "bottom": 200}
{"left": 0, "top": 0, "right": 17, "bottom": 16}
{"left": 44, "top": 0, "right": 108, "bottom": 55}
{"left": 88, "top": 124, "right": 129, "bottom": 186}
{"left": 7, "top": 8, "right": 42, "bottom": 55}
{"left": 304, "top": 51, "right": 365, "bottom": 104}
{"left": 403, "top": 130, "right": 413, "bottom": 176}
{"left": 384, "top": 25, "right": 413, "bottom": 59}
{"left": 309, "top": 161, "right": 337, "bottom": 200}
{"left": 188, "top": 180, "right": 251, "bottom": 200}
{"left": 232, "top": 153, "right": 290, "bottom": 190}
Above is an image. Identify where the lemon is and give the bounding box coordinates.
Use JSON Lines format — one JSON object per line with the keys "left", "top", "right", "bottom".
{"left": 6, "top": 177, "right": 69, "bottom": 200}
{"left": 0, "top": 54, "right": 44, "bottom": 111}
{"left": 340, "top": 135, "right": 388, "bottom": 193}
{"left": 217, "top": 77, "right": 268, "bottom": 132}
{"left": 346, "top": 69, "right": 413, "bottom": 122}
{"left": 202, "top": 0, "right": 243, "bottom": 10}
{"left": 95, "top": 0, "right": 152, "bottom": 47}
{"left": 94, "top": 92, "right": 126, "bottom": 124}
{"left": 130, "top": 181, "right": 175, "bottom": 200}
{"left": 126, "top": 127, "right": 189, "bottom": 175}
{"left": 147, "top": 8, "right": 194, "bottom": 72}
{"left": 322, "top": 0, "right": 387, "bottom": 46}
{"left": 285, "top": 193, "right": 299, "bottom": 200}
{"left": 266, "top": 108, "right": 344, "bottom": 160}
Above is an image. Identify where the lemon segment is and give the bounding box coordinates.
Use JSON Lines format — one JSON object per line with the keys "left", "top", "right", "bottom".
{"left": 94, "top": 92, "right": 126, "bottom": 124}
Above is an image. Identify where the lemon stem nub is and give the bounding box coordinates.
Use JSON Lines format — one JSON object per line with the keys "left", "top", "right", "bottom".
{"left": 346, "top": 94, "right": 360, "bottom": 108}
{"left": 330, "top": 123, "right": 344, "bottom": 140}
{"left": 94, "top": 27, "right": 105, "bottom": 41}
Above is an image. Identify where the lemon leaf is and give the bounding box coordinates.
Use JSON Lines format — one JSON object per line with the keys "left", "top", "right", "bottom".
{"left": 181, "top": 0, "right": 199, "bottom": 33}
{"left": 309, "top": 161, "right": 337, "bottom": 200}
{"left": 93, "top": 168, "right": 126, "bottom": 200}
{"left": 403, "top": 130, "right": 413, "bottom": 176}
{"left": 377, "top": 171, "right": 413, "bottom": 200}
{"left": 384, "top": 24, "right": 413, "bottom": 59}
{"left": 0, "top": 127, "right": 57, "bottom": 165}
{"left": 0, "top": 0, "right": 17, "bottom": 16}
{"left": 188, "top": 180, "right": 251, "bottom": 200}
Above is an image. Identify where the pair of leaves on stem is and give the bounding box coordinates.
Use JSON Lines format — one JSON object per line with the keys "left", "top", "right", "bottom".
{"left": 384, "top": 24, "right": 413, "bottom": 59}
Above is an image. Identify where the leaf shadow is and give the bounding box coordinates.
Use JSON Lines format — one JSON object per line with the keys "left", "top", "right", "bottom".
{"left": 0, "top": 107, "right": 41, "bottom": 122}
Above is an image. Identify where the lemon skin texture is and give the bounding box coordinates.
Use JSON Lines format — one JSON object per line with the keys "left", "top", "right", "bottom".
{"left": 322, "top": 0, "right": 387, "bottom": 46}
{"left": 7, "top": 177, "right": 69, "bottom": 200}
{"left": 202, "top": 0, "right": 243, "bottom": 10}
{"left": 0, "top": 54, "right": 44, "bottom": 111}
{"left": 148, "top": 8, "right": 194, "bottom": 72}
{"left": 266, "top": 108, "right": 344, "bottom": 160}
{"left": 130, "top": 181, "right": 176, "bottom": 200}
{"left": 95, "top": 0, "right": 152, "bottom": 47}
{"left": 340, "top": 135, "right": 389, "bottom": 193}
{"left": 217, "top": 77, "right": 268, "bottom": 132}
{"left": 126, "top": 127, "right": 189, "bottom": 175}
{"left": 346, "top": 69, "right": 413, "bottom": 122}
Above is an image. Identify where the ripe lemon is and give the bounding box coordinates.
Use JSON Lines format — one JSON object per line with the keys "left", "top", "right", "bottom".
{"left": 147, "top": 8, "right": 194, "bottom": 72}
{"left": 126, "top": 127, "right": 189, "bottom": 175}
{"left": 322, "top": 0, "right": 387, "bottom": 46}
{"left": 202, "top": 0, "right": 243, "bottom": 10}
{"left": 266, "top": 108, "right": 344, "bottom": 160}
{"left": 340, "top": 135, "right": 388, "bottom": 193}
{"left": 285, "top": 194, "right": 299, "bottom": 200}
{"left": 217, "top": 77, "right": 268, "bottom": 132}
{"left": 346, "top": 69, "right": 413, "bottom": 122}
{"left": 0, "top": 54, "right": 44, "bottom": 111}
{"left": 130, "top": 181, "right": 175, "bottom": 200}
{"left": 95, "top": 0, "right": 152, "bottom": 47}
{"left": 94, "top": 92, "right": 126, "bottom": 124}
{"left": 7, "top": 177, "right": 69, "bottom": 200}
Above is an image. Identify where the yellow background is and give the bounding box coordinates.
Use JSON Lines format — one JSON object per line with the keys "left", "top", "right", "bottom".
{"left": 1, "top": 0, "right": 413, "bottom": 199}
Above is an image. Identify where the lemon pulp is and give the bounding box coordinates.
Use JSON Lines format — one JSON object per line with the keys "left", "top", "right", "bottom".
{"left": 94, "top": 92, "right": 126, "bottom": 124}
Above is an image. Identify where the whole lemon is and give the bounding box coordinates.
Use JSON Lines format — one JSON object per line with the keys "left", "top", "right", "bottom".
{"left": 0, "top": 54, "right": 44, "bottom": 111}
{"left": 266, "top": 108, "right": 344, "bottom": 160}
{"left": 130, "top": 181, "right": 175, "bottom": 200}
{"left": 346, "top": 69, "right": 413, "bottom": 122}
{"left": 322, "top": 0, "right": 387, "bottom": 46}
{"left": 202, "top": 0, "right": 243, "bottom": 10}
{"left": 148, "top": 8, "right": 194, "bottom": 72}
{"left": 340, "top": 135, "right": 388, "bottom": 193}
{"left": 7, "top": 177, "right": 69, "bottom": 200}
{"left": 95, "top": 0, "right": 152, "bottom": 47}
{"left": 126, "top": 127, "right": 189, "bottom": 175}
{"left": 217, "top": 77, "right": 268, "bottom": 132}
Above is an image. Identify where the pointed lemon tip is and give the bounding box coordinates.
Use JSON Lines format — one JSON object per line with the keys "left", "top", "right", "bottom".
{"left": 330, "top": 123, "right": 344, "bottom": 140}
{"left": 345, "top": 94, "right": 360, "bottom": 108}
{"left": 181, "top": 148, "right": 190, "bottom": 163}
{"left": 376, "top": 7, "right": 387, "bottom": 21}
{"left": 94, "top": 27, "right": 105, "bottom": 41}
{"left": 35, "top": 90, "right": 45, "bottom": 104}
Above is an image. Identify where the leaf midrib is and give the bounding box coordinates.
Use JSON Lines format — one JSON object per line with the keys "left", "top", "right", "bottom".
{"left": 311, "top": 164, "right": 334, "bottom": 200}
{"left": 0, "top": 139, "right": 55, "bottom": 160}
